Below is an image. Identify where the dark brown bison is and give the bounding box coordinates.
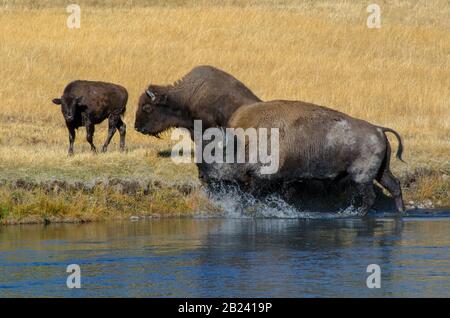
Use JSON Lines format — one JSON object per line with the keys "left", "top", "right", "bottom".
{"left": 202, "top": 100, "right": 405, "bottom": 215}
{"left": 134, "top": 65, "right": 261, "bottom": 137}
{"left": 52, "top": 80, "right": 128, "bottom": 155}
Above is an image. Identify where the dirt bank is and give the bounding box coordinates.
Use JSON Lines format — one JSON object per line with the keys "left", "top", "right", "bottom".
{"left": 0, "top": 166, "right": 448, "bottom": 225}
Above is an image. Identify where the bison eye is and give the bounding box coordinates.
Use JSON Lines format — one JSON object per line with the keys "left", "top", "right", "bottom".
{"left": 142, "top": 104, "right": 152, "bottom": 113}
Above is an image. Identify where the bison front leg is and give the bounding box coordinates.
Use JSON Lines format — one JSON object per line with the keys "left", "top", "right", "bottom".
{"left": 85, "top": 122, "right": 97, "bottom": 153}
{"left": 102, "top": 115, "right": 119, "bottom": 153}
{"left": 355, "top": 182, "right": 376, "bottom": 216}
{"left": 67, "top": 126, "right": 76, "bottom": 156}
{"left": 240, "top": 173, "right": 274, "bottom": 198}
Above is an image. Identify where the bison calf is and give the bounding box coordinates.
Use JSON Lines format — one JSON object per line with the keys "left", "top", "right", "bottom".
{"left": 52, "top": 80, "right": 128, "bottom": 155}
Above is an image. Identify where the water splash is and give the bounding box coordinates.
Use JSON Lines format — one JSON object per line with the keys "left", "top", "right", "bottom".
{"left": 204, "top": 182, "right": 361, "bottom": 219}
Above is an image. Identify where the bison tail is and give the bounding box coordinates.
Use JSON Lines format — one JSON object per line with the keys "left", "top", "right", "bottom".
{"left": 380, "top": 127, "right": 405, "bottom": 163}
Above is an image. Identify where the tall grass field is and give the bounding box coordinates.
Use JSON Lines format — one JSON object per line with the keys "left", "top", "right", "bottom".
{"left": 0, "top": 0, "right": 449, "bottom": 223}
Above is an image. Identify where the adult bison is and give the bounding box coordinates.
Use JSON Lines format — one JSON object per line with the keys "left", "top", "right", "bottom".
{"left": 202, "top": 100, "right": 405, "bottom": 215}
{"left": 52, "top": 80, "right": 128, "bottom": 155}
{"left": 134, "top": 65, "right": 261, "bottom": 137}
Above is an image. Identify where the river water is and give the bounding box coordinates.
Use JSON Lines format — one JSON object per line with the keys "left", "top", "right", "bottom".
{"left": 0, "top": 214, "right": 449, "bottom": 297}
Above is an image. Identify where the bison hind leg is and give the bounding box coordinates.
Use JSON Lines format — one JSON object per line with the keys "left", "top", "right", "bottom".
{"left": 378, "top": 170, "right": 405, "bottom": 213}
{"left": 117, "top": 117, "right": 126, "bottom": 152}
{"left": 376, "top": 140, "right": 405, "bottom": 213}
{"left": 86, "top": 122, "right": 97, "bottom": 153}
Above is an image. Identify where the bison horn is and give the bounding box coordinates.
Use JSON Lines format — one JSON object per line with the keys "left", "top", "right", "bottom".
{"left": 146, "top": 90, "right": 156, "bottom": 101}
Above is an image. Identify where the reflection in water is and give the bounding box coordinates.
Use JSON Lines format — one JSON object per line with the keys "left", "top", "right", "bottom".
{"left": 0, "top": 217, "right": 449, "bottom": 297}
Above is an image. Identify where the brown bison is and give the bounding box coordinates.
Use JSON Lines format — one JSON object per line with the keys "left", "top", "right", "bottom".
{"left": 52, "top": 80, "right": 128, "bottom": 155}
{"left": 202, "top": 100, "right": 405, "bottom": 215}
{"left": 134, "top": 65, "right": 261, "bottom": 138}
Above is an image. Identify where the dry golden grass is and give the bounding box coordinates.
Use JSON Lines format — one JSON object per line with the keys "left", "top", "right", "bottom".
{"left": 0, "top": 1, "right": 449, "bottom": 221}
{"left": 0, "top": 185, "right": 217, "bottom": 224}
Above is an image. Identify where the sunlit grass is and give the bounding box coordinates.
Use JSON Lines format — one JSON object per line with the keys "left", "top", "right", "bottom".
{"left": 0, "top": 184, "right": 218, "bottom": 224}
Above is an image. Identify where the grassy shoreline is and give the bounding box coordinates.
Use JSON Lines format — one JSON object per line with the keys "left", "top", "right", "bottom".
{"left": 1, "top": 162, "right": 448, "bottom": 225}
{"left": 0, "top": 175, "right": 217, "bottom": 225}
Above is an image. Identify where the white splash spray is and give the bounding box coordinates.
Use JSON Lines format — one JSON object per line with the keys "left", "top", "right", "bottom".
{"left": 203, "top": 182, "right": 361, "bottom": 219}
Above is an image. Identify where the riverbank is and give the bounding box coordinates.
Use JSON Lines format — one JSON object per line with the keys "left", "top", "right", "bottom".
{"left": 0, "top": 156, "right": 448, "bottom": 224}
{"left": 0, "top": 178, "right": 216, "bottom": 225}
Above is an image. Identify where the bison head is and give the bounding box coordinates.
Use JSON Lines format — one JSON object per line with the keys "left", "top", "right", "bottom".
{"left": 134, "top": 86, "right": 190, "bottom": 137}
{"left": 52, "top": 95, "right": 82, "bottom": 123}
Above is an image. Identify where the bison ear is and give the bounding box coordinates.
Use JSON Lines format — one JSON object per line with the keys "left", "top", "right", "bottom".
{"left": 52, "top": 98, "right": 62, "bottom": 105}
